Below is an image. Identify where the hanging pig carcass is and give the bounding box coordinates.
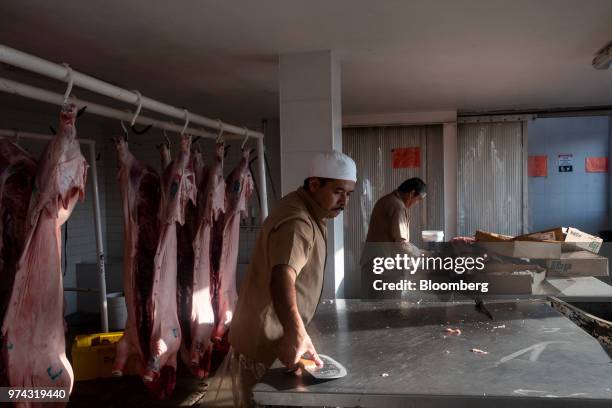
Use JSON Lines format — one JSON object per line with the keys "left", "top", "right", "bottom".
{"left": 1, "top": 104, "right": 88, "bottom": 405}
{"left": 212, "top": 149, "right": 253, "bottom": 341}
{"left": 112, "top": 136, "right": 160, "bottom": 379}
{"left": 183, "top": 142, "right": 224, "bottom": 378}
{"left": 144, "top": 134, "right": 196, "bottom": 398}
{"left": 177, "top": 143, "right": 206, "bottom": 374}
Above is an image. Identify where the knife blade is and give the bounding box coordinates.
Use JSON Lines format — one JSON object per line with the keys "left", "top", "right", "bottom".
{"left": 475, "top": 298, "right": 494, "bottom": 320}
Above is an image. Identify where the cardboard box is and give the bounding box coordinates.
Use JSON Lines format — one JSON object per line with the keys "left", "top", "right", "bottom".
{"left": 515, "top": 227, "right": 564, "bottom": 242}
{"left": 476, "top": 228, "right": 564, "bottom": 243}
{"left": 564, "top": 227, "right": 603, "bottom": 254}
{"left": 544, "top": 276, "right": 612, "bottom": 297}
{"left": 483, "top": 262, "right": 546, "bottom": 274}
{"left": 476, "top": 228, "right": 593, "bottom": 260}
{"left": 475, "top": 230, "right": 513, "bottom": 242}
{"left": 467, "top": 267, "right": 546, "bottom": 294}
{"left": 478, "top": 240, "right": 562, "bottom": 259}
{"left": 545, "top": 250, "right": 609, "bottom": 277}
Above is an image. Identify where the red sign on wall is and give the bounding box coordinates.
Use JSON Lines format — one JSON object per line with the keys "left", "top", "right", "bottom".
{"left": 392, "top": 147, "right": 421, "bottom": 168}
{"left": 528, "top": 155, "right": 547, "bottom": 177}
{"left": 586, "top": 157, "right": 609, "bottom": 173}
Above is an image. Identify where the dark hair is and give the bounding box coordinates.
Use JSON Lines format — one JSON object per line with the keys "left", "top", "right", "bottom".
{"left": 398, "top": 177, "right": 426, "bottom": 195}
{"left": 303, "top": 177, "right": 331, "bottom": 189}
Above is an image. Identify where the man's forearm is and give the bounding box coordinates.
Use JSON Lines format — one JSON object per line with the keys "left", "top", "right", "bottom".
{"left": 270, "top": 265, "right": 305, "bottom": 335}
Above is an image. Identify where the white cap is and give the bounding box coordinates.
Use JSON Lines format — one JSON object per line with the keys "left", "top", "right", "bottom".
{"left": 308, "top": 150, "right": 357, "bottom": 182}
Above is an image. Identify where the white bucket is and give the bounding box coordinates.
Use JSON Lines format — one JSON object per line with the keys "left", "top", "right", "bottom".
{"left": 107, "top": 292, "right": 127, "bottom": 330}
{"left": 422, "top": 230, "right": 444, "bottom": 243}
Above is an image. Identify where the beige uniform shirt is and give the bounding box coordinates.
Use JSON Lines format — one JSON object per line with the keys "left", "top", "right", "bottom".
{"left": 365, "top": 191, "right": 410, "bottom": 243}
{"left": 229, "top": 187, "right": 328, "bottom": 366}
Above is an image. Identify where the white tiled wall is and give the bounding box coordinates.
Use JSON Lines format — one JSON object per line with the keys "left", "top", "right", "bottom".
{"left": 528, "top": 116, "right": 610, "bottom": 234}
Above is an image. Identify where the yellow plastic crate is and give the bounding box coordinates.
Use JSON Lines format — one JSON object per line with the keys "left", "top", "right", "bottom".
{"left": 72, "top": 332, "right": 139, "bottom": 381}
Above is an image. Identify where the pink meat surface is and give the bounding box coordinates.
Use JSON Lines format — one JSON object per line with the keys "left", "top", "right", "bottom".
{"left": 157, "top": 140, "right": 197, "bottom": 325}
{"left": 145, "top": 134, "right": 196, "bottom": 398}
{"left": 1, "top": 104, "right": 88, "bottom": 407}
{"left": 0, "top": 141, "right": 37, "bottom": 326}
{"left": 177, "top": 144, "right": 204, "bottom": 373}
{"left": 0, "top": 140, "right": 37, "bottom": 385}
{"left": 157, "top": 140, "right": 172, "bottom": 172}
{"left": 212, "top": 149, "right": 253, "bottom": 341}
{"left": 112, "top": 136, "right": 160, "bottom": 379}
{"left": 185, "top": 142, "right": 224, "bottom": 378}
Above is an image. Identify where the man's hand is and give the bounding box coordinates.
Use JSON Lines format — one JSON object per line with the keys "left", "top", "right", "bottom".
{"left": 278, "top": 327, "right": 323, "bottom": 371}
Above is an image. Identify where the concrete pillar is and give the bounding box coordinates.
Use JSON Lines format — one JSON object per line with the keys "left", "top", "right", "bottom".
{"left": 443, "top": 123, "right": 458, "bottom": 239}
{"left": 279, "top": 50, "right": 344, "bottom": 298}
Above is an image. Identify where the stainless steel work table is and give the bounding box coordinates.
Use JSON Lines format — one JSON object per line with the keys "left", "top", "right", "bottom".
{"left": 253, "top": 299, "right": 612, "bottom": 407}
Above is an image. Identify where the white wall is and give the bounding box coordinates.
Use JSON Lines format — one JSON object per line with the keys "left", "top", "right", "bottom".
{"left": 528, "top": 116, "right": 610, "bottom": 234}
{"left": 280, "top": 51, "right": 342, "bottom": 194}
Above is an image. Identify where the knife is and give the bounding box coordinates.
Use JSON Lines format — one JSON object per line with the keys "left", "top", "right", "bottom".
{"left": 475, "top": 298, "right": 494, "bottom": 320}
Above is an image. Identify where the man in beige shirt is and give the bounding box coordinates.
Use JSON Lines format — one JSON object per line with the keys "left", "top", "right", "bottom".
{"left": 362, "top": 178, "right": 426, "bottom": 298}
{"left": 366, "top": 177, "right": 426, "bottom": 244}
{"left": 203, "top": 151, "right": 356, "bottom": 407}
